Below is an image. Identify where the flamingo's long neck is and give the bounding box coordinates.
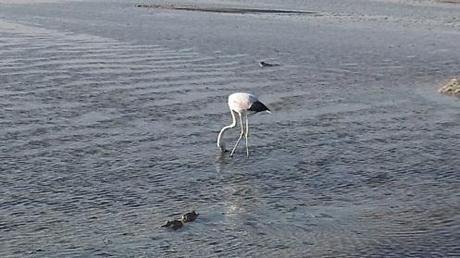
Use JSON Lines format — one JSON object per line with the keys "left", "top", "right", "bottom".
{"left": 217, "top": 110, "right": 237, "bottom": 151}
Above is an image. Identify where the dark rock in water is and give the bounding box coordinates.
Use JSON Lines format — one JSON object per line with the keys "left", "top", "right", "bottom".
{"left": 161, "top": 220, "right": 183, "bottom": 230}
{"left": 161, "top": 210, "right": 199, "bottom": 230}
{"left": 259, "top": 61, "right": 280, "bottom": 68}
{"left": 181, "top": 211, "right": 199, "bottom": 223}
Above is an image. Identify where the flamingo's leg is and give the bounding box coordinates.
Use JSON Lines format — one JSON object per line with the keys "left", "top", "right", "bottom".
{"left": 244, "top": 113, "right": 249, "bottom": 157}
{"left": 230, "top": 112, "right": 245, "bottom": 157}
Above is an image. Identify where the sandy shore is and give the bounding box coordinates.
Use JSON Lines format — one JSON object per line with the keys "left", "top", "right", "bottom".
{"left": 0, "top": 0, "right": 82, "bottom": 3}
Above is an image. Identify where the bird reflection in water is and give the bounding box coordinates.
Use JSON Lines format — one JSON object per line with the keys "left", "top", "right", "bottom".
{"left": 214, "top": 156, "right": 261, "bottom": 222}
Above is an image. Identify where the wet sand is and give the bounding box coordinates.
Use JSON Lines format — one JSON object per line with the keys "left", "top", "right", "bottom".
{"left": 1, "top": 0, "right": 459, "bottom": 257}
{"left": 135, "top": 3, "right": 319, "bottom": 15}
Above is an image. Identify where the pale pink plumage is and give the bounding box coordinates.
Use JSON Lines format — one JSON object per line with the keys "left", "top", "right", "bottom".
{"left": 217, "top": 92, "right": 270, "bottom": 157}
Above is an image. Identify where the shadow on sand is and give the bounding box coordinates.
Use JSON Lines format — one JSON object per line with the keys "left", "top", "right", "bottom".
{"left": 135, "top": 3, "right": 320, "bottom": 16}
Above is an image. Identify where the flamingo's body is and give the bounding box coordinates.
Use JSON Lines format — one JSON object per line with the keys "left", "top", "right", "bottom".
{"left": 217, "top": 92, "right": 270, "bottom": 157}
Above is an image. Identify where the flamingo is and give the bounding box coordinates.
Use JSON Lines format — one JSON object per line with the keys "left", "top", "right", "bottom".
{"left": 217, "top": 92, "right": 270, "bottom": 157}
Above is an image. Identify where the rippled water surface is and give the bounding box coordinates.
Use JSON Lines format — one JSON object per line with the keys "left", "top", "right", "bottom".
{"left": 1, "top": 1, "right": 459, "bottom": 257}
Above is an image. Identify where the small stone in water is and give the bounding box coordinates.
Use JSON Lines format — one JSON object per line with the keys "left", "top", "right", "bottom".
{"left": 161, "top": 220, "right": 183, "bottom": 230}
{"left": 181, "top": 211, "right": 199, "bottom": 223}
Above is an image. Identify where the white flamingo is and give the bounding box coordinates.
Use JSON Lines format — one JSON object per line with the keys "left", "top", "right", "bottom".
{"left": 217, "top": 92, "right": 270, "bottom": 157}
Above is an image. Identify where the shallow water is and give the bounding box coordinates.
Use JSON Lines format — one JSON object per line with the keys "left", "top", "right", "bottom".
{"left": 1, "top": 1, "right": 459, "bottom": 257}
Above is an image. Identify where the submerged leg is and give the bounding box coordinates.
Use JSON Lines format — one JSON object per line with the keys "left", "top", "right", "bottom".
{"left": 244, "top": 113, "right": 249, "bottom": 157}
{"left": 230, "top": 112, "right": 245, "bottom": 157}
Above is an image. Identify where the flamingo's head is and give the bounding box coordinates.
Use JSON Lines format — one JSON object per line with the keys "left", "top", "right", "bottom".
{"left": 218, "top": 142, "right": 227, "bottom": 152}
